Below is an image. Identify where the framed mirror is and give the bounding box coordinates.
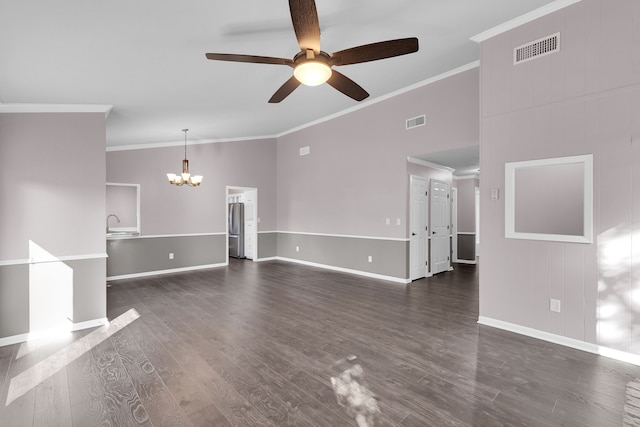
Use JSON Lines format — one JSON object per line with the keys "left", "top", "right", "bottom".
{"left": 505, "top": 154, "right": 593, "bottom": 243}
{"left": 106, "top": 183, "right": 140, "bottom": 234}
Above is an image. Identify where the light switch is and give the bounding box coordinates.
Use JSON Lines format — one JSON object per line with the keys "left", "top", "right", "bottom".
{"left": 490, "top": 188, "right": 499, "bottom": 200}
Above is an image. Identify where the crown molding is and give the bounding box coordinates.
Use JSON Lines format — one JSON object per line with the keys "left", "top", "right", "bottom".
{"left": 407, "top": 156, "right": 455, "bottom": 173}
{"left": 106, "top": 134, "right": 276, "bottom": 152}
{"left": 471, "top": 0, "right": 583, "bottom": 43}
{"left": 0, "top": 103, "right": 113, "bottom": 117}
{"left": 453, "top": 174, "right": 480, "bottom": 180}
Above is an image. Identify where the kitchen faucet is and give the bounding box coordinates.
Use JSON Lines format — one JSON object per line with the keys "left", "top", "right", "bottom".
{"left": 106, "top": 214, "right": 120, "bottom": 233}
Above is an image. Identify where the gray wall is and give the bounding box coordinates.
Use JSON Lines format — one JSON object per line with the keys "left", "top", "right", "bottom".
{"left": 277, "top": 233, "right": 408, "bottom": 280}
{"left": 107, "top": 234, "right": 226, "bottom": 279}
{"left": 479, "top": 0, "right": 640, "bottom": 354}
{"left": 0, "top": 111, "right": 108, "bottom": 341}
{"left": 257, "top": 232, "right": 277, "bottom": 259}
{"left": 457, "top": 234, "right": 476, "bottom": 261}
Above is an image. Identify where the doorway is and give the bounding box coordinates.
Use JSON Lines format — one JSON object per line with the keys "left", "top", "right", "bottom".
{"left": 226, "top": 186, "right": 258, "bottom": 261}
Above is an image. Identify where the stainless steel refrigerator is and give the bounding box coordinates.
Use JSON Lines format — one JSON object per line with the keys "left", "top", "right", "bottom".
{"left": 228, "top": 202, "right": 245, "bottom": 258}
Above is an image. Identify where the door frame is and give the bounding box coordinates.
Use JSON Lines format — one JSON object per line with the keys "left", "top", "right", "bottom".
{"left": 225, "top": 186, "right": 259, "bottom": 263}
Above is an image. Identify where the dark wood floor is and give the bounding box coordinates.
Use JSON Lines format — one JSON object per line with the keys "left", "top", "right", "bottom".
{"left": 1, "top": 260, "right": 639, "bottom": 426}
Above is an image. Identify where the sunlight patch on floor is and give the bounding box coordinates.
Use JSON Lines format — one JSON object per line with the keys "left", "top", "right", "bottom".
{"left": 5, "top": 308, "right": 140, "bottom": 406}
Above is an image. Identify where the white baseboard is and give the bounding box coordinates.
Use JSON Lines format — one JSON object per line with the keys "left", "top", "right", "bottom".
{"left": 276, "top": 257, "right": 410, "bottom": 284}
{"left": 71, "top": 318, "right": 109, "bottom": 331}
{"left": 478, "top": 316, "right": 640, "bottom": 366}
{"left": 254, "top": 256, "right": 278, "bottom": 262}
{"left": 107, "top": 262, "right": 227, "bottom": 281}
{"left": 0, "top": 333, "right": 30, "bottom": 348}
{"left": 0, "top": 317, "right": 110, "bottom": 348}
{"left": 454, "top": 259, "right": 477, "bottom": 265}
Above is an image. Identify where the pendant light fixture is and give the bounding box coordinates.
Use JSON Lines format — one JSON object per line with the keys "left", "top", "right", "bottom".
{"left": 166, "top": 129, "right": 203, "bottom": 187}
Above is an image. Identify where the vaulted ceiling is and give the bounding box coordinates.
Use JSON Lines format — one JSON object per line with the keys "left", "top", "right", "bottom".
{"left": 0, "top": 0, "right": 558, "bottom": 148}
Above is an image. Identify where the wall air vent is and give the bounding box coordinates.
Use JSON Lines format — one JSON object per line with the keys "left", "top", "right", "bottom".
{"left": 406, "top": 115, "right": 426, "bottom": 130}
{"left": 514, "top": 33, "right": 560, "bottom": 65}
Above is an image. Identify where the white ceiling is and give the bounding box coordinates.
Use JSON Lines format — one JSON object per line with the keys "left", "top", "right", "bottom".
{"left": 0, "top": 0, "right": 558, "bottom": 148}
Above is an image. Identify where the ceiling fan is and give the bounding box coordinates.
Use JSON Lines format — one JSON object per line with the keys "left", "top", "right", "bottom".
{"left": 205, "top": 0, "right": 419, "bottom": 103}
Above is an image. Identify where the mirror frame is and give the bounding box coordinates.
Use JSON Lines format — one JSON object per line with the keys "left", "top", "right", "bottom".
{"left": 505, "top": 154, "right": 593, "bottom": 244}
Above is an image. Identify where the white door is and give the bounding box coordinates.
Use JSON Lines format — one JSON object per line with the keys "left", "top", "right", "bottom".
{"left": 410, "top": 176, "right": 428, "bottom": 280}
{"left": 430, "top": 179, "right": 450, "bottom": 275}
{"left": 243, "top": 190, "right": 257, "bottom": 260}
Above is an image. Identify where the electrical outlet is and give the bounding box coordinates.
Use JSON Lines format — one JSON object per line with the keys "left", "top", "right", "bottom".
{"left": 550, "top": 298, "right": 561, "bottom": 313}
{"left": 368, "top": 256, "right": 373, "bottom": 263}
{"left": 296, "top": 246, "right": 299, "bottom": 252}
{"left": 385, "top": 218, "right": 390, "bottom": 225}
{"left": 169, "top": 253, "right": 174, "bottom": 260}
{"left": 396, "top": 218, "right": 401, "bottom": 225}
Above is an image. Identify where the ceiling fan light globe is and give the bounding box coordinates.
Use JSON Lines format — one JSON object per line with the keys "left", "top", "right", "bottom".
{"left": 294, "top": 61, "right": 332, "bottom": 86}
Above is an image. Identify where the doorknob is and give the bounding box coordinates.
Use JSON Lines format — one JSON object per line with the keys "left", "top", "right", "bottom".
{"left": 432, "top": 231, "right": 436, "bottom": 234}
{"left": 412, "top": 232, "right": 416, "bottom": 236}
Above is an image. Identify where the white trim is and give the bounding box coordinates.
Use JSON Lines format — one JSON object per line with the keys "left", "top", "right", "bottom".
{"left": 106, "top": 134, "right": 275, "bottom": 152}
{"left": 478, "top": 316, "right": 640, "bottom": 367}
{"left": 471, "top": 0, "right": 583, "bottom": 43}
{"left": 128, "top": 232, "right": 225, "bottom": 239}
{"left": 457, "top": 231, "right": 476, "bottom": 235}
{"left": 0, "top": 317, "right": 109, "bottom": 348}
{"left": 277, "top": 230, "right": 408, "bottom": 242}
{"left": 107, "top": 262, "right": 227, "bottom": 281}
{"left": 505, "top": 154, "right": 593, "bottom": 244}
{"left": 71, "top": 318, "right": 109, "bottom": 331}
{"left": 107, "top": 182, "right": 141, "bottom": 234}
{"left": 453, "top": 175, "right": 479, "bottom": 180}
{"left": 0, "top": 333, "right": 30, "bottom": 348}
{"left": 276, "top": 257, "right": 410, "bottom": 284}
{"left": 254, "top": 256, "right": 278, "bottom": 262}
{"left": 0, "top": 253, "right": 108, "bottom": 267}
{"left": 258, "top": 230, "right": 278, "bottom": 234}
{"left": 106, "top": 232, "right": 226, "bottom": 240}
{"left": 0, "top": 103, "right": 113, "bottom": 117}
{"left": 407, "top": 156, "right": 455, "bottom": 173}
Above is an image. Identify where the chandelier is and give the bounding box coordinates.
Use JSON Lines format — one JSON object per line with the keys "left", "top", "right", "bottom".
{"left": 166, "top": 129, "right": 203, "bottom": 187}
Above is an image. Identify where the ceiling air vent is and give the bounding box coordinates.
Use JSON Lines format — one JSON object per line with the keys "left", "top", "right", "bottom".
{"left": 406, "top": 114, "right": 426, "bottom": 130}
{"left": 514, "top": 33, "right": 560, "bottom": 65}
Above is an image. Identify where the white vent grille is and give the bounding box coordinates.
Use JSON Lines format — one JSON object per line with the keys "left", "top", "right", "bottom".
{"left": 406, "top": 115, "right": 426, "bottom": 130}
{"left": 514, "top": 33, "right": 560, "bottom": 64}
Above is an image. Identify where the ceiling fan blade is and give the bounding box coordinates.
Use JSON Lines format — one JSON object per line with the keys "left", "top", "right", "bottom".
{"left": 289, "top": 0, "right": 321, "bottom": 53}
{"left": 205, "top": 53, "right": 293, "bottom": 66}
{"left": 268, "top": 76, "right": 302, "bottom": 103}
{"left": 330, "top": 37, "right": 419, "bottom": 66}
{"left": 326, "top": 70, "right": 369, "bottom": 101}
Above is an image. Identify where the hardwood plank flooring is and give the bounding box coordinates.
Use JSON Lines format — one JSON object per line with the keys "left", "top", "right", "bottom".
{"left": 1, "top": 259, "right": 640, "bottom": 425}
